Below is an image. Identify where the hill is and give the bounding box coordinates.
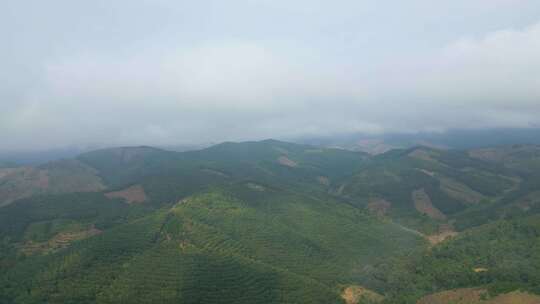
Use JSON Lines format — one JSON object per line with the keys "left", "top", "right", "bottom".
{"left": 333, "top": 146, "right": 519, "bottom": 236}
{"left": 0, "top": 185, "right": 422, "bottom": 303}
{"left": 358, "top": 214, "right": 540, "bottom": 303}
{"left": 1, "top": 140, "right": 540, "bottom": 303}
{"left": 76, "top": 140, "right": 368, "bottom": 207}
{"left": 0, "top": 160, "right": 105, "bottom": 207}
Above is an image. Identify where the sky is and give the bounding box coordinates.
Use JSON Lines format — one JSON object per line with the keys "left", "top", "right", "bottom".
{"left": 1, "top": 0, "right": 540, "bottom": 151}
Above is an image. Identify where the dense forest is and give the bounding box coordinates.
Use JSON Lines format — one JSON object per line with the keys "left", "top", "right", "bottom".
{"left": 1, "top": 140, "right": 540, "bottom": 303}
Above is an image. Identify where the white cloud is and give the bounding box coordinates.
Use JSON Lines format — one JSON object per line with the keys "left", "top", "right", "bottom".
{"left": 1, "top": 1, "right": 540, "bottom": 150}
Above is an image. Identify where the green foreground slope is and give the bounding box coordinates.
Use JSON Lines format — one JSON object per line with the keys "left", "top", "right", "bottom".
{"left": 358, "top": 214, "right": 540, "bottom": 303}
{"left": 0, "top": 185, "right": 422, "bottom": 304}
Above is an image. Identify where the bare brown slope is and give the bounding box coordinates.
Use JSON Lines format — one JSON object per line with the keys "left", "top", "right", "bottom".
{"left": 105, "top": 185, "right": 147, "bottom": 204}
{"left": 0, "top": 160, "right": 105, "bottom": 206}
{"left": 417, "top": 288, "right": 540, "bottom": 304}
{"left": 412, "top": 188, "right": 446, "bottom": 220}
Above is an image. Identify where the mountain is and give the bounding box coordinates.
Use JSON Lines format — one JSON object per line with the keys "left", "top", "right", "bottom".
{"left": 1, "top": 140, "right": 540, "bottom": 303}
{"left": 299, "top": 128, "right": 540, "bottom": 154}
{"left": 468, "top": 144, "right": 540, "bottom": 173}
{"left": 328, "top": 146, "right": 520, "bottom": 235}
{"left": 0, "top": 147, "right": 94, "bottom": 166}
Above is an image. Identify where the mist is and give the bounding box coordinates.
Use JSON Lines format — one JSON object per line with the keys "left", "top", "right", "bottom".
{"left": 2, "top": 0, "right": 540, "bottom": 151}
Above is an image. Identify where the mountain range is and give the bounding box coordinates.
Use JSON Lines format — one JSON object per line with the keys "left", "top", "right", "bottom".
{"left": 1, "top": 139, "right": 540, "bottom": 304}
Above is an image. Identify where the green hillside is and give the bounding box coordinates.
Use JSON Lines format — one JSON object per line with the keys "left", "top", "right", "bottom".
{"left": 0, "top": 185, "right": 422, "bottom": 304}
{"left": 359, "top": 214, "right": 540, "bottom": 303}
{"left": 77, "top": 140, "right": 369, "bottom": 207}
{"left": 1, "top": 140, "right": 540, "bottom": 303}
{"left": 334, "top": 147, "right": 520, "bottom": 234}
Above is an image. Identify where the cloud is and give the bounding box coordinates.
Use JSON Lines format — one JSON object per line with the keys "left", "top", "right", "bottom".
{"left": 428, "top": 22, "right": 540, "bottom": 105}
{"left": 1, "top": 1, "right": 539, "bottom": 150}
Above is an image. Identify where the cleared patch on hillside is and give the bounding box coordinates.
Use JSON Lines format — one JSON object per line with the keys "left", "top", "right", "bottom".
{"left": 246, "top": 182, "right": 265, "bottom": 191}
{"left": 337, "top": 183, "right": 346, "bottom": 195}
{"left": 0, "top": 167, "right": 48, "bottom": 206}
{"left": 0, "top": 160, "right": 105, "bottom": 206}
{"left": 43, "top": 159, "right": 106, "bottom": 192}
{"left": 427, "top": 224, "right": 458, "bottom": 245}
{"left": 417, "top": 288, "right": 487, "bottom": 304}
{"left": 417, "top": 288, "right": 540, "bottom": 304}
{"left": 341, "top": 285, "right": 384, "bottom": 304}
{"left": 277, "top": 156, "right": 298, "bottom": 167}
{"left": 355, "top": 139, "right": 395, "bottom": 155}
{"left": 20, "top": 226, "right": 102, "bottom": 255}
{"left": 367, "top": 198, "right": 391, "bottom": 217}
{"left": 416, "top": 168, "right": 436, "bottom": 177}
{"left": 408, "top": 149, "right": 440, "bottom": 163}
{"left": 473, "top": 267, "right": 488, "bottom": 273}
{"left": 490, "top": 291, "right": 540, "bottom": 303}
{"left": 317, "top": 176, "right": 330, "bottom": 186}
{"left": 394, "top": 222, "right": 456, "bottom": 246}
{"left": 439, "top": 176, "right": 485, "bottom": 204}
{"left": 412, "top": 189, "right": 446, "bottom": 220}
{"left": 106, "top": 185, "right": 147, "bottom": 204}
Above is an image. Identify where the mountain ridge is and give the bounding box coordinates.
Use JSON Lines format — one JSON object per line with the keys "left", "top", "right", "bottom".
{"left": 1, "top": 139, "right": 540, "bottom": 303}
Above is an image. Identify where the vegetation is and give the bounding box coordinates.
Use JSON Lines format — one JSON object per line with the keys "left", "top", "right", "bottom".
{"left": 359, "top": 215, "right": 540, "bottom": 303}
{"left": 1, "top": 140, "right": 540, "bottom": 303}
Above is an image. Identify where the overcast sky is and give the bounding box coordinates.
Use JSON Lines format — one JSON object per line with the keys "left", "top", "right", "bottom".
{"left": 1, "top": 0, "right": 540, "bottom": 150}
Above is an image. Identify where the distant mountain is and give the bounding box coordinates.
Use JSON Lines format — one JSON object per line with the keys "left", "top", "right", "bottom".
{"left": 0, "top": 147, "right": 92, "bottom": 166}
{"left": 1, "top": 140, "right": 540, "bottom": 303}
{"left": 298, "top": 128, "right": 540, "bottom": 154}
{"left": 0, "top": 161, "right": 17, "bottom": 169}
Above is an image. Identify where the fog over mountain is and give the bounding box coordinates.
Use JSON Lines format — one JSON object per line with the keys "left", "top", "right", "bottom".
{"left": 2, "top": 1, "right": 540, "bottom": 150}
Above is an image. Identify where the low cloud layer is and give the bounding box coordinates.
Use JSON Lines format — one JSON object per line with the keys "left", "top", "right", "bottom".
{"left": 1, "top": 1, "right": 540, "bottom": 150}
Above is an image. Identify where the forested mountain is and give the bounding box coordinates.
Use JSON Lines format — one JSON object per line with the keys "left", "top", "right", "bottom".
{"left": 1, "top": 140, "right": 539, "bottom": 304}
